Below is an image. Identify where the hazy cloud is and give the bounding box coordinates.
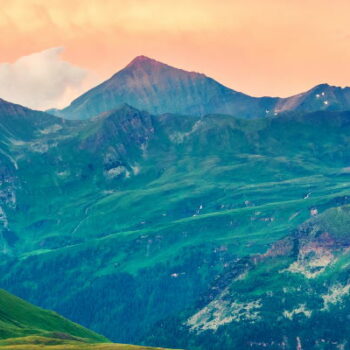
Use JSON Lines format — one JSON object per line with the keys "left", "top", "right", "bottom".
{"left": 0, "top": 47, "right": 98, "bottom": 110}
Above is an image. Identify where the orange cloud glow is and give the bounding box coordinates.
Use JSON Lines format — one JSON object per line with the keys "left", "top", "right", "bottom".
{"left": 1, "top": 0, "right": 350, "bottom": 102}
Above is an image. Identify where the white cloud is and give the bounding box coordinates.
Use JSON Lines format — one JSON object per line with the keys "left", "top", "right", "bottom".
{"left": 0, "top": 47, "right": 99, "bottom": 110}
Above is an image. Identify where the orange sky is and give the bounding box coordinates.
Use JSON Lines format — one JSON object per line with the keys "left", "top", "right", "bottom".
{"left": 1, "top": 0, "right": 350, "bottom": 108}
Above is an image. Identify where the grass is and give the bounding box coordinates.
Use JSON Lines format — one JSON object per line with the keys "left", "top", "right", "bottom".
{"left": 0, "top": 289, "right": 178, "bottom": 349}
{"left": 0, "top": 336, "right": 176, "bottom": 349}
{"left": 0, "top": 289, "right": 106, "bottom": 342}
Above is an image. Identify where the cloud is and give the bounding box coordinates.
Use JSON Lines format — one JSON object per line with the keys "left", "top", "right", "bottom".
{"left": 0, "top": 47, "right": 98, "bottom": 110}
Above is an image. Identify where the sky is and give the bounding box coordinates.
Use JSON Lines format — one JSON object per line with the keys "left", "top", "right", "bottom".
{"left": 0, "top": 0, "right": 350, "bottom": 110}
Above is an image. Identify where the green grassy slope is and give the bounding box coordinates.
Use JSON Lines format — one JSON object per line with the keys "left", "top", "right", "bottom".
{"left": 0, "top": 288, "right": 107, "bottom": 341}
{"left": 0, "top": 289, "right": 177, "bottom": 350}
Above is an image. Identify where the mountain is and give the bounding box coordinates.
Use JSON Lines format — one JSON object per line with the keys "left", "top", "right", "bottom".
{"left": 275, "top": 83, "right": 350, "bottom": 114}
{"left": 2, "top": 100, "right": 350, "bottom": 349}
{"left": 0, "top": 288, "right": 176, "bottom": 349}
{"left": 56, "top": 56, "right": 277, "bottom": 120}
{"left": 55, "top": 56, "right": 350, "bottom": 121}
{"left": 0, "top": 99, "right": 78, "bottom": 254}
{"left": 0, "top": 98, "right": 67, "bottom": 140}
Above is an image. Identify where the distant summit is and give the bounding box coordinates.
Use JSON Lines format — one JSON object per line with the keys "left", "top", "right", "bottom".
{"left": 125, "top": 55, "right": 168, "bottom": 68}
{"left": 57, "top": 55, "right": 276, "bottom": 120}
{"left": 53, "top": 56, "right": 350, "bottom": 120}
{"left": 275, "top": 83, "right": 350, "bottom": 113}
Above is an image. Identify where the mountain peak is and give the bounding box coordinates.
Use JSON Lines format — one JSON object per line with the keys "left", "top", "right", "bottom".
{"left": 126, "top": 55, "right": 167, "bottom": 69}
{"left": 311, "top": 83, "right": 331, "bottom": 91}
{"left": 309, "top": 83, "right": 350, "bottom": 93}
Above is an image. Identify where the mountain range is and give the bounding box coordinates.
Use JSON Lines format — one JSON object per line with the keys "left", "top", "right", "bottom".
{"left": 52, "top": 56, "right": 350, "bottom": 120}
{"left": 1, "top": 57, "right": 350, "bottom": 349}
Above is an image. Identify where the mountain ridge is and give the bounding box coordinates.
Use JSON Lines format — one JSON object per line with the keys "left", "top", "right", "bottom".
{"left": 55, "top": 56, "right": 276, "bottom": 120}
{"left": 51, "top": 56, "right": 350, "bottom": 120}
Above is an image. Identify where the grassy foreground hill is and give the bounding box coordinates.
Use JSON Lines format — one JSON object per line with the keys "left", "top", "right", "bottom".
{"left": 0, "top": 289, "right": 175, "bottom": 350}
